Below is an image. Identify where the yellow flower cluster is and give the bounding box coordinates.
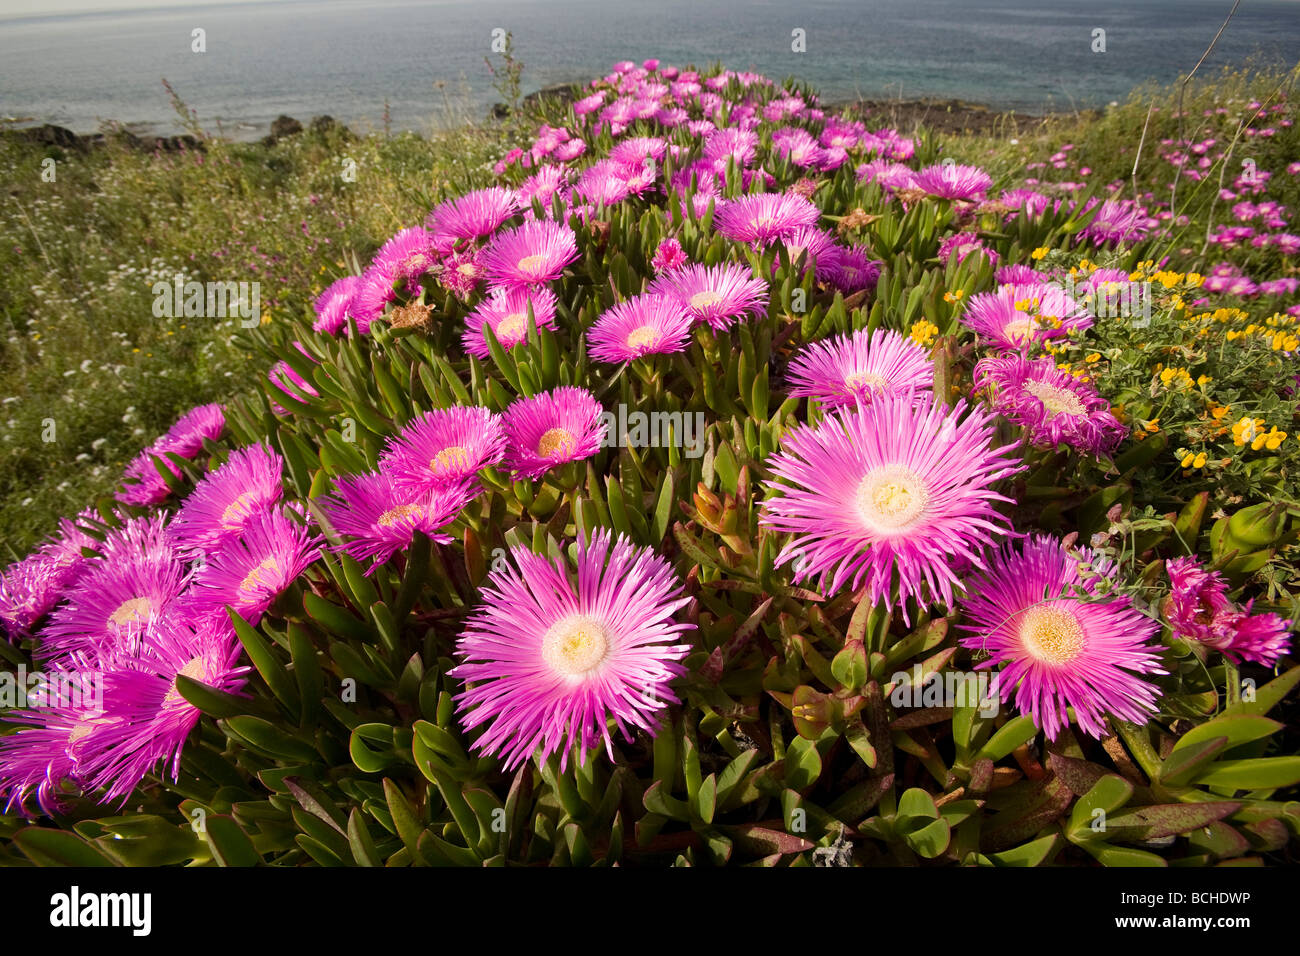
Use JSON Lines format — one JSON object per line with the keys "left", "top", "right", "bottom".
{"left": 1180, "top": 451, "right": 1208, "bottom": 469}
{"left": 1158, "top": 365, "right": 1194, "bottom": 389}
{"left": 1231, "top": 417, "right": 1287, "bottom": 450}
{"left": 910, "top": 319, "right": 939, "bottom": 347}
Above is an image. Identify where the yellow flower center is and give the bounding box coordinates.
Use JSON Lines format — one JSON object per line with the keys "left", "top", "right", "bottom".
{"left": 1019, "top": 604, "right": 1086, "bottom": 666}
{"left": 689, "top": 290, "right": 723, "bottom": 311}
{"left": 537, "top": 427, "right": 576, "bottom": 458}
{"left": 626, "top": 326, "right": 661, "bottom": 351}
{"left": 855, "top": 464, "right": 929, "bottom": 534}
{"left": 1003, "top": 316, "right": 1039, "bottom": 343}
{"left": 1023, "top": 379, "right": 1085, "bottom": 417}
{"left": 164, "top": 656, "right": 209, "bottom": 707}
{"left": 109, "top": 596, "right": 155, "bottom": 628}
{"left": 221, "top": 491, "right": 259, "bottom": 529}
{"left": 751, "top": 215, "right": 774, "bottom": 231}
{"left": 240, "top": 556, "right": 282, "bottom": 595}
{"left": 517, "top": 254, "right": 546, "bottom": 274}
{"left": 431, "top": 445, "right": 471, "bottom": 475}
{"left": 377, "top": 503, "right": 422, "bottom": 527}
{"left": 541, "top": 614, "right": 610, "bottom": 679}
{"left": 496, "top": 313, "right": 528, "bottom": 341}
{"left": 843, "top": 371, "right": 888, "bottom": 392}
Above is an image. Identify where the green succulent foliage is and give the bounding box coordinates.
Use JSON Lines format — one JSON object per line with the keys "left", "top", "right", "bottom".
{"left": 4, "top": 71, "right": 1299, "bottom": 869}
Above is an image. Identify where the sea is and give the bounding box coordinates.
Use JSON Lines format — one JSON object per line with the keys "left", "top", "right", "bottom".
{"left": 1, "top": 0, "right": 1298, "bottom": 140}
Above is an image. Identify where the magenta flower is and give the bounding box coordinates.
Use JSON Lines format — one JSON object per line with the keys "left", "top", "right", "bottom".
{"left": 938, "top": 232, "right": 999, "bottom": 268}
{"left": 761, "top": 391, "right": 1021, "bottom": 618}
{"left": 961, "top": 284, "right": 1093, "bottom": 351}
{"left": 714, "top": 192, "right": 820, "bottom": 244}
{"left": 168, "top": 444, "right": 284, "bottom": 554}
{"left": 426, "top": 187, "right": 521, "bottom": 246}
{"left": 818, "top": 245, "right": 881, "bottom": 294}
{"left": 449, "top": 529, "right": 693, "bottom": 770}
{"left": 370, "top": 227, "right": 442, "bottom": 282}
{"left": 480, "top": 220, "right": 579, "bottom": 287}
{"left": 313, "top": 275, "right": 361, "bottom": 335}
{"left": 462, "top": 285, "right": 558, "bottom": 358}
{"left": 37, "top": 515, "right": 186, "bottom": 665}
{"left": 321, "top": 472, "right": 474, "bottom": 573}
{"left": 960, "top": 536, "right": 1165, "bottom": 740}
{"left": 1165, "top": 557, "right": 1292, "bottom": 666}
{"left": 973, "top": 354, "right": 1126, "bottom": 457}
{"left": 379, "top": 405, "right": 506, "bottom": 494}
{"left": 502, "top": 386, "right": 607, "bottom": 480}
{"left": 184, "top": 510, "right": 321, "bottom": 624}
{"left": 157, "top": 404, "right": 225, "bottom": 459}
{"left": 588, "top": 293, "right": 693, "bottom": 363}
{"left": 786, "top": 328, "right": 933, "bottom": 410}
{"left": 1, "top": 515, "right": 97, "bottom": 641}
{"left": 911, "top": 163, "right": 993, "bottom": 200}
{"left": 117, "top": 447, "right": 181, "bottom": 507}
{"left": 70, "top": 616, "right": 249, "bottom": 806}
{"left": 649, "top": 262, "right": 769, "bottom": 330}
{"left": 651, "top": 238, "right": 688, "bottom": 274}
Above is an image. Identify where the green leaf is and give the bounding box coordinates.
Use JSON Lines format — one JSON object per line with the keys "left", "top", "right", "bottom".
{"left": 14, "top": 828, "right": 118, "bottom": 867}
{"left": 1068, "top": 774, "right": 1134, "bottom": 842}
{"left": 1168, "top": 715, "right": 1283, "bottom": 759}
{"left": 1193, "top": 757, "right": 1300, "bottom": 791}
{"left": 985, "top": 833, "right": 1062, "bottom": 867}
{"left": 228, "top": 608, "right": 299, "bottom": 714}
{"left": 203, "top": 816, "right": 262, "bottom": 867}
{"left": 784, "top": 735, "right": 823, "bottom": 792}
{"left": 976, "top": 715, "right": 1039, "bottom": 763}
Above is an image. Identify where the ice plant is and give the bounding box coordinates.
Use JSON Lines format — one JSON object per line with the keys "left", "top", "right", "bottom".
{"left": 480, "top": 220, "right": 579, "bottom": 287}
{"left": 157, "top": 403, "right": 225, "bottom": 459}
{"left": 462, "top": 285, "right": 559, "bottom": 357}
{"left": 587, "top": 293, "right": 693, "bottom": 362}
{"left": 649, "top": 262, "right": 769, "bottom": 330}
{"left": 911, "top": 163, "right": 993, "bottom": 200}
{"left": 713, "top": 191, "right": 820, "bottom": 244}
{"left": 785, "top": 327, "right": 933, "bottom": 409}
{"left": 959, "top": 536, "right": 1165, "bottom": 740}
{"left": 69, "top": 616, "right": 249, "bottom": 807}
{"left": 426, "top": 186, "right": 521, "bottom": 246}
{"left": 37, "top": 516, "right": 187, "bottom": 665}
{"left": 449, "top": 530, "right": 693, "bottom": 770}
{"left": 1165, "top": 557, "right": 1292, "bottom": 666}
{"left": 320, "top": 472, "right": 475, "bottom": 573}
{"left": 973, "top": 354, "right": 1126, "bottom": 456}
{"left": 183, "top": 510, "right": 322, "bottom": 624}
{"left": 378, "top": 405, "right": 506, "bottom": 494}
{"left": 961, "top": 285, "right": 1093, "bottom": 351}
{"left": 761, "top": 391, "right": 1022, "bottom": 618}
{"left": 501, "top": 386, "right": 607, "bottom": 480}
{"left": 167, "top": 444, "right": 285, "bottom": 553}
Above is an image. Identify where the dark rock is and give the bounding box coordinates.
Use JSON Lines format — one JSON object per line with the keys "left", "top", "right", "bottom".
{"left": 261, "top": 114, "right": 304, "bottom": 145}
{"left": 308, "top": 115, "right": 354, "bottom": 141}
{"left": 3, "top": 123, "right": 87, "bottom": 152}
{"left": 523, "top": 83, "right": 578, "bottom": 108}
{"left": 490, "top": 102, "right": 510, "bottom": 119}
{"left": 271, "top": 115, "right": 303, "bottom": 139}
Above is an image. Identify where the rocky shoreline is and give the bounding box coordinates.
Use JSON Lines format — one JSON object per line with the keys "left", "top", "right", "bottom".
{"left": 2, "top": 84, "right": 1076, "bottom": 155}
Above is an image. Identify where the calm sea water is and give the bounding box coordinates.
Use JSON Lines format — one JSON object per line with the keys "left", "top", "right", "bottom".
{"left": 2, "top": 0, "right": 1298, "bottom": 139}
